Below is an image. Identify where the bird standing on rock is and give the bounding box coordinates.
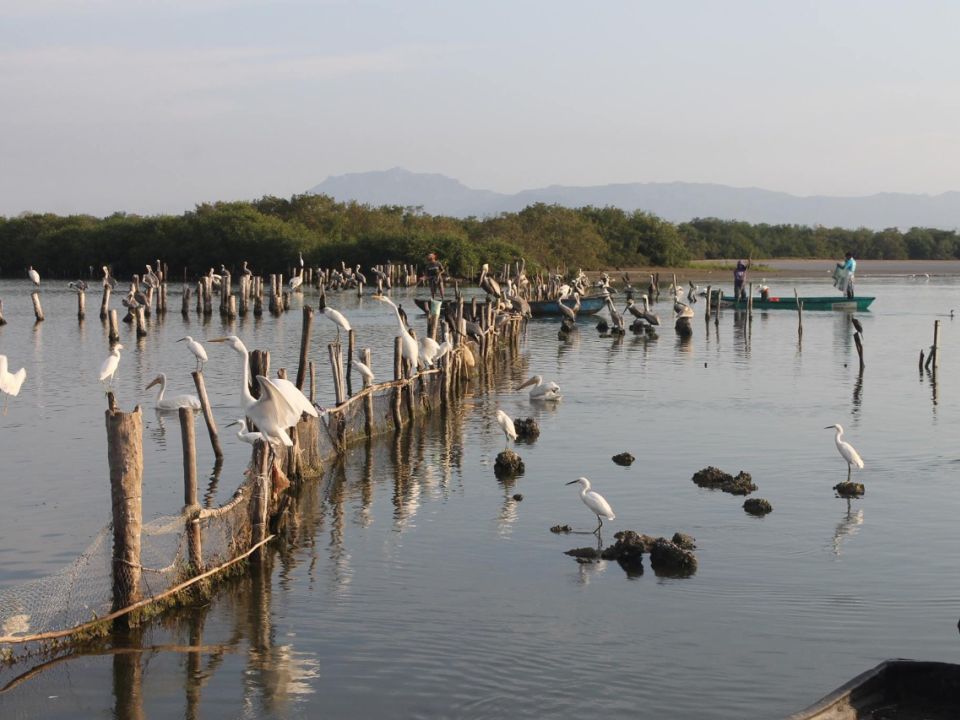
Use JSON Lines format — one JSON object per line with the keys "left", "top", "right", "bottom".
{"left": 825, "top": 423, "right": 864, "bottom": 482}
{"left": 565, "top": 477, "right": 615, "bottom": 534}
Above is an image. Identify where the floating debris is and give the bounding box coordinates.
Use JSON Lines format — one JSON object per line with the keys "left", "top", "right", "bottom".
{"left": 743, "top": 498, "right": 773, "bottom": 515}
{"left": 612, "top": 452, "right": 635, "bottom": 466}
{"left": 494, "top": 450, "right": 525, "bottom": 478}
{"left": 513, "top": 417, "right": 540, "bottom": 440}
{"left": 512, "top": 493, "right": 524, "bottom": 502}
{"left": 691, "top": 466, "right": 756, "bottom": 495}
{"left": 834, "top": 481, "right": 865, "bottom": 498}
{"left": 671, "top": 532, "right": 696, "bottom": 549}
{"left": 550, "top": 524, "right": 572, "bottom": 534}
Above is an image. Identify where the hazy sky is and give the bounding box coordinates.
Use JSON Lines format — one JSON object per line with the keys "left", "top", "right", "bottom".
{"left": 3, "top": 0, "right": 959, "bottom": 216}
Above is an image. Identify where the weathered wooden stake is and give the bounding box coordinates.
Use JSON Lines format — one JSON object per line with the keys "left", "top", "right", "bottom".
{"left": 392, "top": 336, "right": 403, "bottom": 428}
{"left": 329, "top": 342, "right": 345, "bottom": 405}
{"left": 747, "top": 283, "right": 754, "bottom": 320}
{"left": 853, "top": 332, "right": 865, "bottom": 371}
{"left": 178, "top": 407, "right": 203, "bottom": 573}
{"left": 181, "top": 285, "right": 191, "bottom": 316}
{"left": 250, "top": 442, "right": 271, "bottom": 549}
{"left": 794, "top": 289, "right": 803, "bottom": 338}
{"left": 106, "top": 403, "right": 143, "bottom": 612}
{"left": 296, "top": 306, "right": 313, "bottom": 391}
{"left": 363, "top": 348, "right": 374, "bottom": 436}
{"left": 31, "top": 291, "right": 44, "bottom": 322}
{"left": 308, "top": 360, "right": 316, "bottom": 403}
{"left": 100, "top": 285, "right": 111, "bottom": 320}
{"left": 933, "top": 319, "right": 941, "bottom": 371}
{"left": 77, "top": 290, "right": 86, "bottom": 320}
{"left": 0, "top": 299, "right": 5, "bottom": 326}
{"left": 191, "top": 371, "right": 224, "bottom": 460}
{"left": 108, "top": 309, "right": 120, "bottom": 342}
{"left": 135, "top": 306, "right": 148, "bottom": 337}
{"left": 346, "top": 329, "right": 355, "bottom": 397}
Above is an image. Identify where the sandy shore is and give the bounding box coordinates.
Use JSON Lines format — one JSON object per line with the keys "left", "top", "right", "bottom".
{"left": 596, "top": 259, "right": 960, "bottom": 283}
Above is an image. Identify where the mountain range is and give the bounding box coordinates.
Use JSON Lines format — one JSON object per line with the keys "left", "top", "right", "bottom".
{"left": 308, "top": 168, "right": 960, "bottom": 230}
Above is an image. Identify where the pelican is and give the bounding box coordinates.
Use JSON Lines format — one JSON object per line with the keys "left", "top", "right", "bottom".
{"left": 227, "top": 418, "right": 265, "bottom": 446}
{"left": 0, "top": 354, "right": 27, "bottom": 413}
{"left": 351, "top": 359, "right": 375, "bottom": 387}
{"left": 102, "top": 265, "right": 117, "bottom": 289}
{"left": 640, "top": 295, "right": 660, "bottom": 325}
{"left": 558, "top": 290, "right": 579, "bottom": 324}
{"left": 208, "top": 335, "right": 318, "bottom": 447}
{"left": 289, "top": 274, "right": 303, "bottom": 292}
{"left": 27, "top": 266, "right": 40, "bottom": 286}
{"left": 177, "top": 336, "right": 208, "bottom": 371}
{"left": 605, "top": 295, "right": 625, "bottom": 334}
{"left": 479, "top": 263, "right": 502, "bottom": 299}
{"left": 825, "top": 424, "right": 864, "bottom": 482}
{"left": 565, "top": 477, "right": 615, "bottom": 534}
{"left": 241, "top": 260, "right": 253, "bottom": 277}
{"left": 354, "top": 265, "right": 367, "bottom": 286}
{"left": 373, "top": 295, "right": 419, "bottom": 375}
{"left": 318, "top": 291, "right": 351, "bottom": 341}
{"left": 145, "top": 373, "right": 201, "bottom": 411}
{"left": 495, "top": 408, "right": 517, "bottom": 449}
{"left": 517, "top": 374, "right": 561, "bottom": 401}
{"left": 99, "top": 344, "right": 124, "bottom": 385}
{"left": 299, "top": 252, "right": 305, "bottom": 268}
{"left": 143, "top": 264, "right": 159, "bottom": 289}
{"left": 67, "top": 280, "right": 88, "bottom": 292}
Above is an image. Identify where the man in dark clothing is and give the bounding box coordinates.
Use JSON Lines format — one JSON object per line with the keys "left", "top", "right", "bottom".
{"left": 425, "top": 253, "right": 445, "bottom": 299}
{"left": 733, "top": 259, "right": 750, "bottom": 301}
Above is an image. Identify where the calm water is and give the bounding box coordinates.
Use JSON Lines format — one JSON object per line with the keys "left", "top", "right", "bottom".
{"left": 2, "top": 274, "right": 960, "bottom": 719}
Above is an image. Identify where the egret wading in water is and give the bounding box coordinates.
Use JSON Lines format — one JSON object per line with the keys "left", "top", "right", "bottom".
{"left": 565, "top": 477, "right": 615, "bottom": 534}
{"left": 496, "top": 408, "right": 517, "bottom": 450}
{"left": 99, "top": 344, "right": 124, "bottom": 387}
{"left": 0, "top": 354, "right": 27, "bottom": 414}
{"left": 145, "top": 373, "right": 201, "bottom": 411}
{"left": 826, "top": 423, "right": 864, "bottom": 482}
{"left": 516, "top": 374, "right": 561, "bottom": 401}
{"left": 208, "top": 335, "right": 318, "bottom": 448}
{"left": 177, "top": 336, "right": 208, "bottom": 372}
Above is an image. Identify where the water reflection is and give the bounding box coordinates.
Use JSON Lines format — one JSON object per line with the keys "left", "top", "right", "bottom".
{"left": 851, "top": 370, "right": 864, "bottom": 417}
{"left": 832, "top": 499, "right": 864, "bottom": 557}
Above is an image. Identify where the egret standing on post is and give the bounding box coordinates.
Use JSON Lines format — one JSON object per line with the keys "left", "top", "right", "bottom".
{"left": 495, "top": 408, "right": 517, "bottom": 450}
{"left": 177, "top": 336, "right": 208, "bottom": 372}
{"left": 99, "top": 344, "right": 124, "bottom": 386}
{"left": 825, "top": 423, "right": 864, "bottom": 482}
{"left": 27, "top": 266, "right": 40, "bottom": 287}
{"left": 565, "top": 476, "right": 615, "bottom": 534}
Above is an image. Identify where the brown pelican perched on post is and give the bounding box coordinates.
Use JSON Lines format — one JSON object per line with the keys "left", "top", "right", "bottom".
{"left": 143, "top": 264, "right": 160, "bottom": 289}
{"left": 101, "top": 265, "right": 118, "bottom": 289}
{"left": 479, "top": 263, "right": 502, "bottom": 299}
{"left": 517, "top": 374, "right": 561, "bottom": 401}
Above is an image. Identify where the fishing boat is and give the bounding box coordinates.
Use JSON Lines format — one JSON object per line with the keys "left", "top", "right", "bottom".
{"left": 718, "top": 293, "right": 874, "bottom": 311}
{"left": 528, "top": 294, "right": 607, "bottom": 318}
{"left": 788, "top": 659, "right": 960, "bottom": 719}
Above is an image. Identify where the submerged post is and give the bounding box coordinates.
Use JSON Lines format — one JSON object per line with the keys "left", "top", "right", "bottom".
{"left": 77, "top": 289, "right": 86, "bottom": 321}
{"left": 181, "top": 285, "right": 191, "bottom": 317}
{"left": 192, "top": 371, "right": 224, "bottom": 460}
{"left": 31, "top": 291, "right": 44, "bottom": 322}
{"left": 106, "top": 403, "right": 143, "bottom": 613}
{"left": 100, "top": 284, "right": 111, "bottom": 320}
{"left": 108, "top": 309, "right": 120, "bottom": 343}
{"left": 933, "top": 319, "right": 941, "bottom": 371}
{"left": 0, "top": 299, "right": 5, "bottom": 326}
{"left": 179, "top": 407, "right": 203, "bottom": 573}
{"left": 296, "top": 305, "right": 313, "bottom": 391}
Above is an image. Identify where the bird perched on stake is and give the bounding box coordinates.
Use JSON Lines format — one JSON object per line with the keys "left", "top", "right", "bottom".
{"left": 99, "top": 344, "right": 124, "bottom": 386}
{"left": 372, "top": 295, "right": 419, "bottom": 375}
{"left": 517, "top": 374, "right": 562, "bottom": 401}
{"left": 227, "top": 417, "right": 265, "bottom": 446}
{"left": 0, "top": 354, "right": 27, "bottom": 413}
{"left": 145, "top": 373, "right": 201, "bottom": 411}
{"left": 27, "top": 266, "right": 40, "bottom": 286}
{"left": 318, "top": 291, "right": 351, "bottom": 342}
{"left": 177, "top": 336, "right": 208, "bottom": 372}
{"left": 825, "top": 423, "right": 864, "bottom": 482}
{"left": 851, "top": 317, "right": 864, "bottom": 336}
{"left": 496, "top": 408, "right": 517, "bottom": 449}
{"left": 565, "top": 476, "right": 615, "bottom": 534}
{"left": 351, "top": 359, "right": 375, "bottom": 387}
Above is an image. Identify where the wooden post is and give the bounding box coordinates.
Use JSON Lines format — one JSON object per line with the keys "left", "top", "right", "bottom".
{"left": 308, "top": 360, "right": 316, "bottom": 403}
{"left": 108, "top": 309, "right": 120, "bottom": 343}
{"left": 106, "top": 403, "right": 143, "bottom": 612}
{"left": 296, "top": 306, "right": 313, "bottom": 390}
{"left": 705, "top": 285, "right": 712, "bottom": 321}
{"left": 392, "top": 336, "right": 403, "bottom": 428}
{"left": 933, "top": 319, "right": 941, "bottom": 371}
{"left": 346, "top": 329, "right": 355, "bottom": 397}
{"left": 31, "top": 291, "right": 44, "bottom": 322}
{"left": 100, "top": 285, "right": 111, "bottom": 320}
{"left": 191, "top": 371, "right": 224, "bottom": 460}
{"left": 77, "top": 290, "right": 86, "bottom": 320}
{"left": 227, "top": 295, "right": 237, "bottom": 319}
{"left": 178, "top": 407, "right": 203, "bottom": 572}
{"left": 329, "top": 343, "right": 345, "bottom": 405}
{"left": 747, "top": 282, "right": 754, "bottom": 320}
{"left": 853, "top": 332, "right": 865, "bottom": 371}
{"left": 249, "top": 350, "right": 270, "bottom": 398}
{"left": 794, "top": 289, "right": 803, "bottom": 338}
{"left": 250, "top": 441, "right": 271, "bottom": 548}
{"left": 135, "top": 306, "right": 148, "bottom": 337}
{"left": 0, "top": 299, "right": 5, "bottom": 326}
{"left": 919, "top": 349, "right": 925, "bottom": 372}
{"left": 363, "top": 348, "right": 374, "bottom": 436}
{"left": 181, "top": 285, "right": 190, "bottom": 316}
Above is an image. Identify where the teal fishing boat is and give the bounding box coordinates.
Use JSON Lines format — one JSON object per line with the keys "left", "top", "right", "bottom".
{"left": 528, "top": 294, "right": 606, "bottom": 317}
{"left": 718, "top": 293, "right": 875, "bottom": 311}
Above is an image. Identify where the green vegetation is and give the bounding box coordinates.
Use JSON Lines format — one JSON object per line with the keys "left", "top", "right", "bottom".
{"left": 2, "top": 195, "right": 959, "bottom": 279}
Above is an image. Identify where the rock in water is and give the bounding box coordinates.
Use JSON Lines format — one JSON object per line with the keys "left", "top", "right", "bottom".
{"left": 612, "top": 452, "right": 635, "bottom": 466}
{"left": 512, "top": 493, "right": 524, "bottom": 502}
{"left": 692, "top": 466, "right": 757, "bottom": 496}
{"left": 565, "top": 546, "right": 600, "bottom": 560}
{"left": 550, "top": 524, "right": 572, "bottom": 534}
{"left": 495, "top": 450, "right": 525, "bottom": 477}
{"left": 650, "top": 537, "right": 698, "bottom": 577}
{"left": 513, "top": 417, "right": 540, "bottom": 440}
{"left": 834, "top": 481, "right": 865, "bottom": 498}
{"left": 671, "top": 532, "right": 696, "bottom": 549}
{"left": 743, "top": 498, "right": 773, "bottom": 515}
{"left": 728, "top": 471, "right": 757, "bottom": 496}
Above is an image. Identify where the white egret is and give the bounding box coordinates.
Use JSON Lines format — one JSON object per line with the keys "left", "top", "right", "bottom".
{"left": 145, "top": 373, "right": 201, "bottom": 411}
{"left": 352, "top": 359, "right": 375, "bottom": 387}
{"left": 289, "top": 274, "right": 304, "bottom": 292}
{"left": 420, "top": 336, "right": 441, "bottom": 367}
{"left": 825, "top": 423, "right": 864, "bottom": 482}
{"left": 517, "top": 374, "right": 562, "bottom": 401}
{"left": 495, "top": 408, "right": 517, "bottom": 449}
{"left": 27, "top": 266, "right": 40, "bottom": 286}
{"left": 318, "top": 291, "right": 351, "bottom": 341}
{"left": 372, "top": 295, "right": 419, "bottom": 375}
{"left": 99, "top": 344, "right": 124, "bottom": 385}
{"left": 566, "top": 477, "right": 615, "bottom": 534}
{"left": 227, "top": 417, "right": 266, "bottom": 446}
{"left": 208, "top": 335, "right": 317, "bottom": 446}
{"left": 177, "top": 336, "right": 208, "bottom": 371}
{"left": 0, "top": 354, "right": 27, "bottom": 414}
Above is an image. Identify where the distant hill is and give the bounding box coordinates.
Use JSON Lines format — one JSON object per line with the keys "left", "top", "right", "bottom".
{"left": 308, "top": 168, "right": 960, "bottom": 230}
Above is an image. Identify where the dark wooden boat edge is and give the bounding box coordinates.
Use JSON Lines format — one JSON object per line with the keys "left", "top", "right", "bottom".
{"left": 718, "top": 294, "right": 875, "bottom": 311}
{"left": 787, "top": 658, "right": 960, "bottom": 719}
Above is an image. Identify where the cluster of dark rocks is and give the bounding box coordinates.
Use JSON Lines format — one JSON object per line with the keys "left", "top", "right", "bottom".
{"left": 564, "top": 530, "right": 698, "bottom": 578}
{"left": 692, "top": 466, "right": 774, "bottom": 516}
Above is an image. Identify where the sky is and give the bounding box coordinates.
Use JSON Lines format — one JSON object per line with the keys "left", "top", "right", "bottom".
{"left": 2, "top": 0, "right": 960, "bottom": 217}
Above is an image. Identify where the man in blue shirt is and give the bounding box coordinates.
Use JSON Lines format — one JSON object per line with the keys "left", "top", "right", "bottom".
{"left": 840, "top": 251, "right": 856, "bottom": 298}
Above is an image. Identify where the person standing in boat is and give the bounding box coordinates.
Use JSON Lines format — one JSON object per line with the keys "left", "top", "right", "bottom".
{"left": 425, "top": 252, "right": 445, "bottom": 299}
{"left": 733, "top": 259, "right": 750, "bottom": 301}
{"left": 837, "top": 251, "right": 856, "bottom": 298}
